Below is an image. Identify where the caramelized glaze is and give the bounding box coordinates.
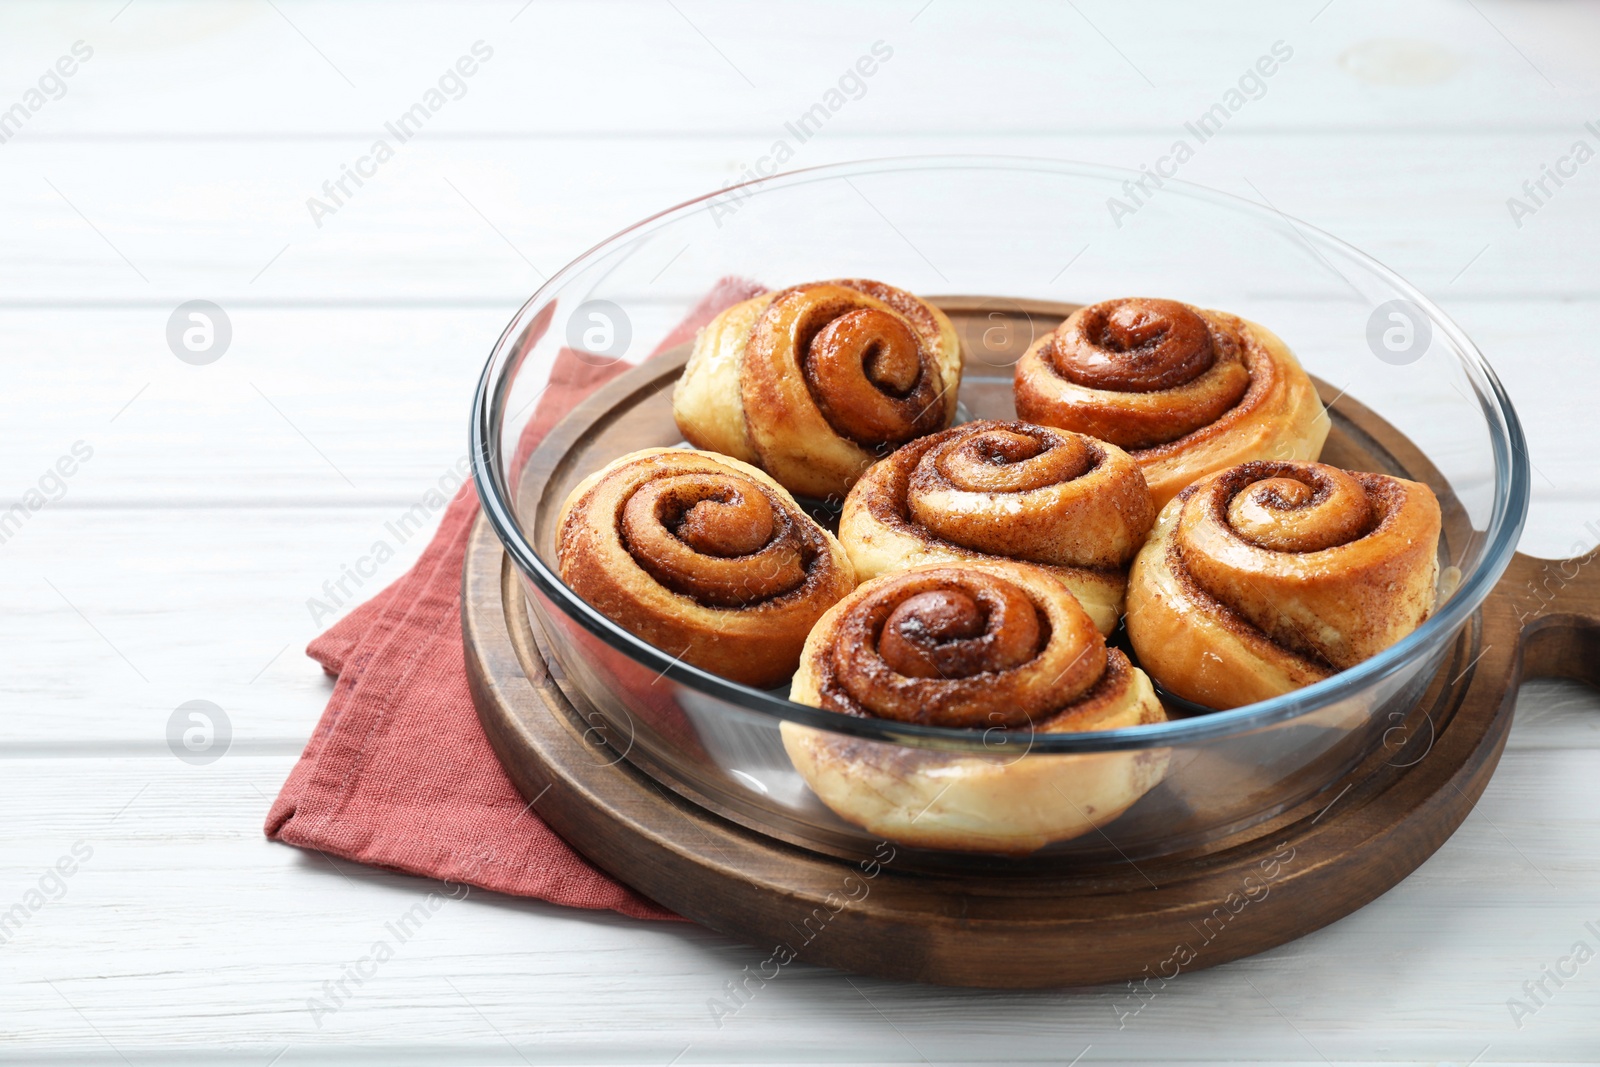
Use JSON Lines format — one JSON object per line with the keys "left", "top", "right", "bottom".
{"left": 1015, "top": 298, "right": 1328, "bottom": 507}
{"left": 673, "top": 279, "right": 963, "bottom": 500}
{"left": 810, "top": 563, "right": 1107, "bottom": 729}
{"left": 558, "top": 448, "right": 856, "bottom": 688}
{"left": 784, "top": 560, "right": 1172, "bottom": 853}
{"left": 1126, "top": 460, "right": 1443, "bottom": 708}
{"left": 837, "top": 420, "right": 1154, "bottom": 634}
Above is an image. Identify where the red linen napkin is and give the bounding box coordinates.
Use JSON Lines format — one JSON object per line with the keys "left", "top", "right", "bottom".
{"left": 265, "top": 278, "right": 766, "bottom": 920}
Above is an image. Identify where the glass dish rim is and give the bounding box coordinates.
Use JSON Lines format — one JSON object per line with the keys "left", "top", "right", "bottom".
{"left": 469, "top": 154, "right": 1530, "bottom": 755}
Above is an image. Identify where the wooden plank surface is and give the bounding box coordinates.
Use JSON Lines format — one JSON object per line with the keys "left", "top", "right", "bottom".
{"left": 2, "top": 0, "right": 1598, "bottom": 1061}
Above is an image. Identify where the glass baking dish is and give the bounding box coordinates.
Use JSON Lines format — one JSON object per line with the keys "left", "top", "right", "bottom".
{"left": 470, "top": 158, "right": 1528, "bottom": 870}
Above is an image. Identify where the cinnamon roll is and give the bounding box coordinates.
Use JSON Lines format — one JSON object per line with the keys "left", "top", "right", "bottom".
{"left": 783, "top": 561, "right": 1169, "bottom": 852}
{"left": 1125, "top": 460, "right": 1443, "bottom": 710}
{"left": 1014, "top": 297, "right": 1328, "bottom": 507}
{"left": 557, "top": 448, "right": 856, "bottom": 688}
{"left": 672, "top": 279, "right": 963, "bottom": 500}
{"left": 837, "top": 420, "right": 1154, "bottom": 634}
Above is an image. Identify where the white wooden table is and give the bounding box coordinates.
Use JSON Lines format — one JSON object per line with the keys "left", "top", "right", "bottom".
{"left": 3, "top": 1, "right": 1598, "bottom": 1062}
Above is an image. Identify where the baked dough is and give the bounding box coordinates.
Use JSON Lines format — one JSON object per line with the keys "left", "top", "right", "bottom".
{"left": 784, "top": 561, "right": 1169, "bottom": 852}
{"left": 1015, "top": 297, "right": 1327, "bottom": 507}
{"left": 1125, "top": 460, "right": 1442, "bottom": 709}
{"left": 557, "top": 448, "right": 855, "bottom": 687}
{"left": 673, "top": 279, "right": 963, "bottom": 500}
{"left": 837, "top": 420, "right": 1154, "bottom": 634}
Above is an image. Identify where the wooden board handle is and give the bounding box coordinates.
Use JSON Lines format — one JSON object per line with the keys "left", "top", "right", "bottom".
{"left": 1505, "top": 550, "right": 1600, "bottom": 687}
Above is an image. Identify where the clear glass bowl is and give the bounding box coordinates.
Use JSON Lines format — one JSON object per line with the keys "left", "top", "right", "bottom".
{"left": 470, "top": 157, "right": 1528, "bottom": 869}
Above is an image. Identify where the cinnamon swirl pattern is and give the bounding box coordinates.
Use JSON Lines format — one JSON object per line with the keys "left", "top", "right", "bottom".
{"left": 1126, "top": 461, "right": 1443, "bottom": 710}
{"left": 672, "top": 279, "right": 963, "bottom": 500}
{"left": 557, "top": 448, "right": 856, "bottom": 688}
{"left": 838, "top": 420, "right": 1154, "bottom": 634}
{"left": 1015, "top": 297, "right": 1328, "bottom": 507}
{"left": 783, "top": 561, "right": 1169, "bottom": 852}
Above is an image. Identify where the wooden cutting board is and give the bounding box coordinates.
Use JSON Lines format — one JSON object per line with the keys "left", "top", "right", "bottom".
{"left": 463, "top": 298, "right": 1595, "bottom": 987}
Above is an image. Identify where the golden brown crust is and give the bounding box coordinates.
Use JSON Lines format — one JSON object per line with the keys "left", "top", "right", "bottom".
{"left": 799, "top": 562, "right": 1109, "bottom": 729}
{"left": 557, "top": 448, "right": 856, "bottom": 688}
{"left": 784, "top": 561, "right": 1170, "bottom": 852}
{"left": 671, "top": 295, "right": 770, "bottom": 465}
{"left": 1014, "top": 298, "right": 1328, "bottom": 508}
{"left": 672, "top": 279, "right": 963, "bottom": 500}
{"left": 837, "top": 420, "right": 1154, "bottom": 634}
{"left": 1125, "top": 461, "right": 1443, "bottom": 709}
